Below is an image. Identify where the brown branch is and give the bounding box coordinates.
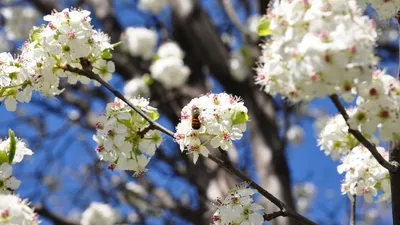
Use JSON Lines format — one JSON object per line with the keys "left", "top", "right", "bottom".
{"left": 35, "top": 205, "right": 79, "bottom": 225}
{"left": 350, "top": 195, "right": 356, "bottom": 225}
{"left": 67, "top": 64, "right": 317, "bottom": 225}
{"left": 329, "top": 94, "right": 399, "bottom": 172}
{"left": 62, "top": 64, "right": 175, "bottom": 137}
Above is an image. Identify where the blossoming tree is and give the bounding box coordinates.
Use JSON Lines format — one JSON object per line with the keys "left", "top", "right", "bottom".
{"left": 0, "top": 0, "right": 399, "bottom": 225}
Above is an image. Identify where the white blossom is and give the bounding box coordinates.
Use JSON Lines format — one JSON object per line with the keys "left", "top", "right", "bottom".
{"left": 317, "top": 110, "right": 372, "bottom": 160}
{"left": 157, "top": 42, "right": 184, "bottom": 59}
{"left": 0, "top": 163, "right": 20, "bottom": 194}
{"left": 286, "top": 125, "right": 304, "bottom": 145}
{"left": 123, "top": 77, "right": 151, "bottom": 98}
{"left": 138, "top": 0, "right": 169, "bottom": 13}
{"left": 80, "top": 202, "right": 116, "bottom": 225}
{"left": 256, "top": 0, "right": 378, "bottom": 102}
{"left": 121, "top": 27, "right": 157, "bottom": 59}
{"left": 93, "top": 97, "right": 162, "bottom": 176}
{"left": 211, "top": 183, "right": 264, "bottom": 225}
{"left": 338, "top": 146, "right": 390, "bottom": 203}
{"left": 175, "top": 93, "right": 248, "bottom": 163}
{"left": 150, "top": 57, "right": 190, "bottom": 89}
{"left": 0, "top": 136, "right": 33, "bottom": 164}
{"left": 349, "top": 70, "right": 400, "bottom": 141}
{"left": 0, "top": 194, "right": 39, "bottom": 225}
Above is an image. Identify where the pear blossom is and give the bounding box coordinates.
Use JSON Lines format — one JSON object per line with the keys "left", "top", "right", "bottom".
{"left": 0, "top": 163, "right": 20, "bottom": 194}
{"left": 211, "top": 183, "right": 264, "bottom": 225}
{"left": 286, "top": 125, "right": 304, "bottom": 145}
{"left": 138, "top": 0, "right": 169, "bottom": 13}
{"left": 17, "top": 8, "right": 114, "bottom": 98}
{"left": 93, "top": 97, "right": 162, "bottom": 176}
{"left": 349, "top": 70, "right": 400, "bottom": 141}
{"left": 256, "top": 0, "right": 378, "bottom": 102}
{"left": 80, "top": 202, "right": 116, "bottom": 225}
{"left": 0, "top": 53, "right": 32, "bottom": 111}
{"left": 149, "top": 41, "right": 190, "bottom": 89}
{"left": 318, "top": 110, "right": 373, "bottom": 160}
{"left": 337, "top": 146, "right": 390, "bottom": 203}
{"left": 0, "top": 136, "right": 33, "bottom": 164}
{"left": 175, "top": 93, "right": 248, "bottom": 163}
{"left": 123, "top": 77, "right": 151, "bottom": 98}
{"left": 0, "top": 194, "right": 39, "bottom": 225}
{"left": 293, "top": 182, "right": 316, "bottom": 213}
{"left": 150, "top": 56, "right": 190, "bottom": 89}
{"left": 157, "top": 42, "right": 184, "bottom": 59}
{"left": 121, "top": 27, "right": 157, "bottom": 59}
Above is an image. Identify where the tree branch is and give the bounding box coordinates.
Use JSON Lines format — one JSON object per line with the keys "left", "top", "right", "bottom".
{"left": 350, "top": 195, "right": 356, "bottom": 225}
{"left": 67, "top": 64, "right": 318, "bottom": 225}
{"left": 329, "top": 94, "right": 399, "bottom": 172}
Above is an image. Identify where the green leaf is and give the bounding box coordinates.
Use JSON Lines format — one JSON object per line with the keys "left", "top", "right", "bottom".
{"left": 257, "top": 17, "right": 272, "bottom": 37}
{"left": 8, "top": 129, "right": 16, "bottom": 164}
{"left": 0, "top": 151, "right": 8, "bottom": 164}
{"left": 101, "top": 50, "right": 112, "bottom": 59}
{"left": 152, "top": 55, "right": 160, "bottom": 62}
{"left": 231, "top": 110, "right": 249, "bottom": 125}
{"left": 29, "top": 26, "right": 41, "bottom": 42}
{"left": 143, "top": 74, "right": 153, "bottom": 86}
{"left": 146, "top": 110, "right": 159, "bottom": 121}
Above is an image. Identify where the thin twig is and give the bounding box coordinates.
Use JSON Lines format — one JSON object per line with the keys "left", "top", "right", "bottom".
{"left": 264, "top": 211, "right": 287, "bottom": 221}
{"left": 220, "top": 0, "right": 252, "bottom": 40}
{"left": 329, "top": 94, "right": 399, "bottom": 172}
{"left": 63, "top": 65, "right": 175, "bottom": 137}
{"left": 350, "top": 195, "right": 356, "bottom": 225}
{"left": 68, "top": 64, "right": 318, "bottom": 225}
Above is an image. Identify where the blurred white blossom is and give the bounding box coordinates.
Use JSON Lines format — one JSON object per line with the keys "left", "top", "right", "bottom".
{"left": 138, "top": 0, "right": 169, "bottom": 13}
{"left": 121, "top": 27, "right": 157, "bottom": 59}
{"left": 81, "top": 202, "right": 116, "bottom": 225}
{"left": 1, "top": 6, "right": 39, "bottom": 40}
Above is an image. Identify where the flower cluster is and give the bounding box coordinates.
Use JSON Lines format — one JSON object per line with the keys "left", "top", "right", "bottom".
{"left": 349, "top": 70, "right": 400, "bottom": 141}
{"left": 256, "top": 0, "right": 378, "bottom": 102}
{"left": 0, "top": 163, "right": 20, "bottom": 194}
{"left": 175, "top": 93, "right": 248, "bottom": 163}
{"left": 0, "top": 53, "right": 32, "bottom": 111}
{"left": 124, "top": 76, "right": 151, "bottom": 98}
{"left": 121, "top": 27, "right": 157, "bottom": 59}
{"left": 93, "top": 97, "right": 162, "bottom": 176}
{"left": 0, "top": 136, "right": 33, "bottom": 164}
{"left": 0, "top": 6, "right": 39, "bottom": 41}
{"left": 138, "top": 0, "right": 169, "bottom": 13}
{"left": 0, "top": 194, "right": 39, "bottom": 225}
{"left": 0, "top": 133, "right": 33, "bottom": 194}
{"left": 318, "top": 110, "right": 372, "bottom": 160}
{"left": 80, "top": 202, "right": 117, "bottom": 225}
{"left": 150, "top": 42, "right": 190, "bottom": 89}
{"left": 338, "top": 146, "right": 390, "bottom": 203}
{"left": 0, "top": 8, "right": 115, "bottom": 111}
{"left": 211, "top": 183, "right": 264, "bottom": 225}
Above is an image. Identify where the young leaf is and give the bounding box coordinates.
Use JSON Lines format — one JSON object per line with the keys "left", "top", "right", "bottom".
{"left": 257, "top": 17, "right": 272, "bottom": 37}
{"left": 8, "top": 129, "right": 16, "bottom": 164}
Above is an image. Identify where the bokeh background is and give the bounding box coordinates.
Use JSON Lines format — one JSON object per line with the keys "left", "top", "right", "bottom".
{"left": 0, "top": 0, "right": 398, "bottom": 224}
